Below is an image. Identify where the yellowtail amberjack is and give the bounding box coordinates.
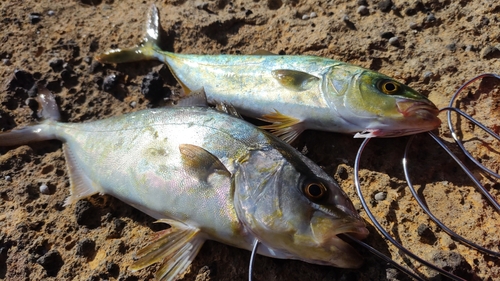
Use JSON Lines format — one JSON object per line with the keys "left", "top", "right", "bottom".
{"left": 96, "top": 5, "right": 441, "bottom": 143}
{"left": 0, "top": 89, "right": 369, "bottom": 280}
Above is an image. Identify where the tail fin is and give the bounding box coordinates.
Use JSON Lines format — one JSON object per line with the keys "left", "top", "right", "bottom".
{"left": 95, "top": 5, "right": 163, "bottom": 64}
{"left": 0, "top": 87, "right": 61, "bottom": 146}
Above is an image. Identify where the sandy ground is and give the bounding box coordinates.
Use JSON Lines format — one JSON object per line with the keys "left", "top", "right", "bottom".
{"left": 1, "top": 0, "right": 500, "bottom": 280}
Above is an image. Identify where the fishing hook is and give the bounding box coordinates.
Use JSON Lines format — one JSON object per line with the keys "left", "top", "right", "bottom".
{"left": 354, "top": 137, "right": 466, "bottom": 281}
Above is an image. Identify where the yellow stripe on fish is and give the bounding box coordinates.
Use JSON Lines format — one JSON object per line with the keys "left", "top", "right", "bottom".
{"left": 96, "top": 4, "right": 441, "bottom": 142}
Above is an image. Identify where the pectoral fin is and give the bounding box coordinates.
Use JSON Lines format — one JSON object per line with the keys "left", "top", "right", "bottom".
{"left": 272, "top": 70, "right": 319, "bottom": 92}
{"left": 259, "top": 110, "right": 305, "bottom": 143}
{"left": 131, "top": 219, "right": 205, "bottom": 281}
{"left": 179, "top": 144, "right": 231, "bottom": 181}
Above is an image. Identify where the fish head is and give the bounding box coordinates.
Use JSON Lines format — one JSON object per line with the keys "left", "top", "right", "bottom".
{"left": 323, "top": 65, "right": 441, "bottom": 137}
{"left": 233, "top": 143, "right": 369, "bottom": 268}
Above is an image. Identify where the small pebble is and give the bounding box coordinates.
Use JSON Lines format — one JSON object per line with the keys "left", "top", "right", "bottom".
{"left": 39, "top": 183, "right": 50, "bottom": 195}
{"left": 425, "top": 13, "right": 437, "bottom": 23}
{"left": 129, "top": 101, "right": 137, "bottom": 108}
{"left": 2, "top": 58, "right": 11, "bottom": 66}
{"left": 423, "top": 71, "right": 434, "bottom": 83}
{"left": 49, "top": 58, "right": 64, "bottom": 71}
{"left": 25, "top": 98, "right": 39, "bottom": 112}
{"left": 5, "top": 176, "right": 12, "bottom": 182}
{"left": 103, "top": 74, "right": 118, "bottom": 92}
{"left": 76, "top": 238, "right": 96, "bottom": 258}
{"left": 357, "top": 5, "right": 369, "bottom": 16}
{"left": 357, "top": 0, "right": 368, "bottom": 6}
{"left": 341, "top": 14, "right": 350, "bottom": 22}
{"left": 309, "top": 12, "right": 317, "bottom": 18}
{"left": 302, "top": 14, "right": 310, "bottom": 20}
{"left": 378, "top": 0, "right": 393, "bottom": 12}
{"left": 196, "top": 2, "right": 208, "bottom": 10}
{"left": 388, "top": 36, "right": 399, "bottom": 46}
{"left": 409, "top": 22, "right": 419, "bottom": 30}
{"left": 374, "top": 192, "right": 386, "bottom": 201}
{"left": 37, "top": 250, "right": 63, "bottom": 277}
{"left": 60, "top": 69, "right": 73, "bottom": 81}
{"left": 29, "top": 13, "right": 42, "bottom": 24}
{"left": 380, "top": 31, "right": 395, "bottom": 39}
{"left": 47, "top": 10, "right": 55, "bottom": 16}
{"left": 141, "top": 71, "right": 164, "bottom": 100}
{"left": 405, "top": 7, "right": 417, "bottom": 16}
{"left": 446, "top": 43, "right": 456, "bottom": 52}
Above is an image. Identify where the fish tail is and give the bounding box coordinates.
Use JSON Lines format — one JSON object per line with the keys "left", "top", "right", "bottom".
{"left": 95, "top": 4, "right": 166, "bottom": 64}
{"left": 0, "top": 87, "right": 61, "bottom": 147}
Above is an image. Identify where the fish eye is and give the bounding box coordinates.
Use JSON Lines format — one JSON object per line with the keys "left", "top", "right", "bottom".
{"left": 378, "top": 80, "right": 400, "bottom": 95}
{"left": 303, "top": 181, "right": 327, "bottom": 202}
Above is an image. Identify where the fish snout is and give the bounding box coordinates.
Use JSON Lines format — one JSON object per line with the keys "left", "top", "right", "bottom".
{"left": 396, "top": 100, "right": 442, "bottom": 129}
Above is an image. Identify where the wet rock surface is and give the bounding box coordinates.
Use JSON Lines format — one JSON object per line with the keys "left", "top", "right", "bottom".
{"left": 1, "top": 1, "right": 499, "bottom": 280}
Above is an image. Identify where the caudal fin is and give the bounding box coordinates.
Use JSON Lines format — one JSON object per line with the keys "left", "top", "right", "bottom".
{"left": 95, "top": 5, "right": 164, "bottom": 64}
{"left": 0, "top": 87, "right": 61, "bottom": 147}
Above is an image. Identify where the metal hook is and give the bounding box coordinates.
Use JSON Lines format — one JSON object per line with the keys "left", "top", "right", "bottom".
{"left": 354, "top": 137, "right": 466, "bottom": 281}
{"left": 446, "top": 73, "right": 500, "bottom": 179}
{"left": 403, "top": 132, "right": 500, "bottom": 257}
{"left": 248, "top": 239, "right": 260, "bottom": 281}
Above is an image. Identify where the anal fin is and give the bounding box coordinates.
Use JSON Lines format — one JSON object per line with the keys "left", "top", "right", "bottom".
{"left": 259, "top": 110, "right": 305, "bottom": 143}
{"left": 131, "top": 219, "right": 205, "bottom": 281}
{"left": 63, "top": 145, "right": 101, "bottom": 206}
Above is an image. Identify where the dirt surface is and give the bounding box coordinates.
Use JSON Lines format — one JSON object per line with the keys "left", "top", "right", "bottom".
{"left": 1, "top": 0, "right": 500, "bottom": 280}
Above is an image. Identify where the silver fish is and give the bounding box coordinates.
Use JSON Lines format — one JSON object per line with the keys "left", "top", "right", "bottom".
{"left": 0, "top": 90, "right": 369, "bottom": 280}
{"left": 96, "top": 5, "right": 441, "bottom": 142}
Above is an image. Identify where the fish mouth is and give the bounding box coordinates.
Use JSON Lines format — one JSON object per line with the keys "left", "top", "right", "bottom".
{"left": 332, "top": 219, "right": 369, "bottom": 241}
{"left": 311, "top": 217, "right": 370, "bottom": 268}
{"left": 387, "top": 100, "right": 442, "bottom": 136}
{"left": 328, "top": 220, "right": 370, "bottom": 268}
{"left": 397, "top": 100, "right": 440, "bottom": 123}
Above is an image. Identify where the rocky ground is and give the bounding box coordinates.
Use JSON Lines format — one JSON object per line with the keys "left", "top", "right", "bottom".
{"left": 1, "top": 0, "right": 500, "bottom": 280}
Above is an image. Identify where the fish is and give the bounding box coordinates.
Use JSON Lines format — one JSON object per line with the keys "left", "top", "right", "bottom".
{"left": 0, "top": 88, "right": 369, "bottom": 280}
{"left": 95, "top": 4, "right": 441, "bottom": 143}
